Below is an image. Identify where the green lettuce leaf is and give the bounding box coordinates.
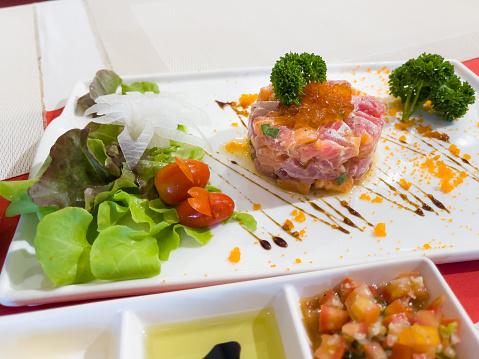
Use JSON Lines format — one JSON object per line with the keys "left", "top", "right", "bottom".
{"left": 28, "top": 128, "right": 118, "bottom": 209}
{"left": 84, "top": 168, "right": 137, "bottom": 212}
{"left": 153, "top": 225, "right": 182, "bottom": 261}
{"left": 35, "top": 207, "right": 94, "bottom": 286}
{"left": 121, "top": 81, "right": 160, "bottom": 94}
{"left": 148, "top": 198, "right": 180, "bottom": 225}
{"left": 223, "top": 211, "right": 257, "bottom": 231}
{"left": 85, "top": 122, "right": 123, "bottom": 147}
{"left": 1, "top": 178, "right": 39, "bottom": 217}
{"left": 0, "top": 157, "right": 56, "bottom": 218}
{"left": 89, "top": 69, "right": 122, "bottom": 100}
{"left": 179, "top": 225, "right": 212, "bottom": 245}
{"left": 110, "top": 190, "right": 163, "bottom": 230}
{"left": 90, "top": 225, "right": 161, "bottom": 281}
{"left": 96, "top": 201, "right": 129, "bottom": 231}
{"left": 77, "top": 69, "right": 122, "bottom": 113}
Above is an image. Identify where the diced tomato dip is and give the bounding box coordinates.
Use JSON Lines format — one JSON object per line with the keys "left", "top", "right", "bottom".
{"left": 300, "top": 273, "right": 460, "bottom": 358}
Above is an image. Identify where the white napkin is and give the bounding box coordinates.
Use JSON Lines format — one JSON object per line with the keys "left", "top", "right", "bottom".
{"left": 0, "top": 5, "right": 43, "bottom": 180}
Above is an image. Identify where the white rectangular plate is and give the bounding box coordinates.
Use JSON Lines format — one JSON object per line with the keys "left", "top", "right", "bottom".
{"left": 1, "top": 61, "right": 479, "bottom": 306}
{"left": 0, "top": 258, "right": 478, "bottom": 358}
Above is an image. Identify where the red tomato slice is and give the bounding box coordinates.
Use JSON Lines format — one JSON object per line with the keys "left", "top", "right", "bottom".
{"left": 154, "top": 157, "right": 210, "bottom": 205}
{"left": 175, "top": 156, "right": 210, "bottom": 187}
{"left": 187, "top": 187, "right": 212, "bottom": 217}
{"left": 175, "top": 156, "right": 195, "bottom": 183}
{"left": 177, "top": 192, "right": 234, "bottom": 227}
{"left": 209, "top": 192, "right": 234, "bottom": 219}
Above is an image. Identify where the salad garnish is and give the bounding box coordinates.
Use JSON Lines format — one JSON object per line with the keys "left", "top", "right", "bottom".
{"left": 0, "top": 70, "right": 256, "bottom": 286}
{"left": 85, "top": 91, "right": 211, "bottom": 170}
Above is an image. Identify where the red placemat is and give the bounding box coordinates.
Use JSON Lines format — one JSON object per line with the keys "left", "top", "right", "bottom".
{"left": 1, "top": 60, "right": 479, "bottom": 321}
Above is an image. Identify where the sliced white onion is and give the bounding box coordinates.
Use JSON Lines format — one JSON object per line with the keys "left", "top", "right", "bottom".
{"left": 84, "top": 91, "right": 211, "bottom": 169}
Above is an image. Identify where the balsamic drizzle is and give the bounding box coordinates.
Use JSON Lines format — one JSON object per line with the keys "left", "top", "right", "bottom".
{"left": 376, "top": 168, "right": 438, "bottom": 215}
{"left": 215, "top": 100, "right": 248, "bottom": 128}
{"left": 208, "top": 154, "right": 350, "bottom": 234}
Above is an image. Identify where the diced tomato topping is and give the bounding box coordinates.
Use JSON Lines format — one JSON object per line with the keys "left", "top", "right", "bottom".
{"left": 339, "top": 277, "right": 359, "bottom": 300}
{"left": 341, "top": 320, "right": 368, "bottom": 339}
{"left": 410, "top": 310, "right": 438, "bottom": 328}
{"left": 314, "top": 334, "right": 347, "bottom": 359}
{"left": 390, "top": 342, "right": 413, "bottom": 359}
{"left": 319, "top": 305, "right": 350, "bottom": 333}
{"left": 319, "top": 288, "right": 344, "bottom": 310}
{"left": 300, "top": 272, "right": 458, "bottom": 359}
{"left": 384, "top": 299, "right": 410, "bottom": 318}
{"left": 426, "top": 295, "right": 446, "bottom": 320}
{"left": 396, "top": 325, "right": 440, "bottom": 357}
{"left": 344, "top": 284, "right": 381, "bottom": 324}
{"left": 383, "top": 312, "right": 410, "bottom": 330}
{"left": 363, "top": 342, "right": 387, "bottom": 359}
{"left": 382, "top": 275, "right": 428, "bottom": 304}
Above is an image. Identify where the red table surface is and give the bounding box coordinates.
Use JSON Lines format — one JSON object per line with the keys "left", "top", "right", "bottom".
{"left": 1, "top": 60, "right": 479, "bottom": 321}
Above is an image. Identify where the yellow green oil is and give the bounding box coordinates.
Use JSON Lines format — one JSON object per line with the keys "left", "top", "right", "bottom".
{"left": 144, "top": 307, "right": 286, "bottom": 358}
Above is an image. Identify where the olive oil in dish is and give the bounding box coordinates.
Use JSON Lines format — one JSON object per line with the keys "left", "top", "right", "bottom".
{"left": 143, "top": 307, "right": 286, "bottom": 359}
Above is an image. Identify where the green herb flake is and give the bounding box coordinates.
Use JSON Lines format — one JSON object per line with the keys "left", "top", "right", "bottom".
{"left": 439, "top": 321, "right": 458, "bottom": 336}
{"left": 261, "top": 124, "right": 281, "bottom": 138}
{"left": 335, "top": 172, "right": 347, "bottom": 185}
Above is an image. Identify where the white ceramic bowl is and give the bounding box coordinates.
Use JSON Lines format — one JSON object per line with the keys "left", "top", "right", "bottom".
{"left": 0, "top": 257, "right": 477, "bottom": 358}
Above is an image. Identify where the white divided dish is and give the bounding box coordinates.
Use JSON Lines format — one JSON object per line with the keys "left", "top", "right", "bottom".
{"left": 1, "top": 61, "right": 479, "bottom": 306}
{"left": 0, "top": 257, "right": 478, "bottom": 358}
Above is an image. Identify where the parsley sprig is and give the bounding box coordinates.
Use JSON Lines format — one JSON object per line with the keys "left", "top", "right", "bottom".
{"left": 270, "top": 52, "right": 327, "bottom": 107}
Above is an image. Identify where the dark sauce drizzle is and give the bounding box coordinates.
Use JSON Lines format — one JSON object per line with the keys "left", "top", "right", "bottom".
{"left": 260, "top": 239, "right": 272, "bottom": 250}
{"left": 209, "top": 166, "right": 299, "bottom": 247}
{"left": 362, "top": 184, "right": 423, "bottom": 216}
{"left": 426, "top": 194, "right": 449, "bottom": 213}
{"left": 378, "top": 178, "right": 424, "bottom": 216}
{"left": 309, "top": 200, "right": 362, "bottom": 230}
{"left": 238, "top": 223, "right": 271, "bottom": 250}
{"left": 337, "top": 199, "right": 374, "bottom": 227}
{"left": 215, "top": 100, "right": 248, "bottom": 128}
{"left": 271, "top": 234, "right": 288, "bottom": 248}
{"left": 376, "top": 168, "right": 437, "bottom": 215}
{"left": 208, "top": 153, "right": 351, "bottom": 235}
{"left": 297, "top": 197, "right": 358, "bottom": 232}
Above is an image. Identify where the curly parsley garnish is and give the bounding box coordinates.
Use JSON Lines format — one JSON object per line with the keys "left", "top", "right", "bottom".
{"left": 270, "top": 52, "right": 327, "bottom": 107}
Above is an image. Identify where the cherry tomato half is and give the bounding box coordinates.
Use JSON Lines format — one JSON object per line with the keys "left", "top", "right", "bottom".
{"left": 177, "top": 191, "right": 235, "bottom": 227}
{"left": 154, "top": 157, "right": 210, "bottom": 205}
